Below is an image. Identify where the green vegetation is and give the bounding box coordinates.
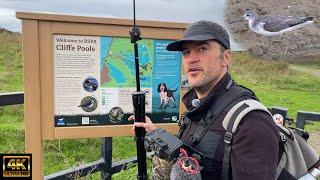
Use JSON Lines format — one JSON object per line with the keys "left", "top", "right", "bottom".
{"left": 0, "top": 29, "right": 23, "bottom": 92}
{"left": 0, "top": 29, "right": 319, "bottom": 179}
{"left": 229, "top": 52, "right": 320, "bottom": 119}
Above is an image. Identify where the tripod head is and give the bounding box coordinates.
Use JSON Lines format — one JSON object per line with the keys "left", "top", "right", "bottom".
{"left": 130, "top": 26, "right": 141, "bottom": 43}
{"left": 129, "top": 0, "right": 141, "bottom": 44}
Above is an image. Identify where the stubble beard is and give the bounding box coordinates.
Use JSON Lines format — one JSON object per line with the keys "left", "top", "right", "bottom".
{"left": 189, "top": 72, "right": 220, "bottom": 94}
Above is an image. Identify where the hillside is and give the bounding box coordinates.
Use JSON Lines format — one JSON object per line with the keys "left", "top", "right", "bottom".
{"left": 226, "top": 0, "right": 320, "bottom": 63}
{"left": 0, "top": 28, "right": 22, "bottom": 92}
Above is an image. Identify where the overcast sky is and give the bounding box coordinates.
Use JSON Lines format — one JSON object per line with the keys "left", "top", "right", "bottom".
{"left": 0, "top": 0, "right": 243, "bottom": 49}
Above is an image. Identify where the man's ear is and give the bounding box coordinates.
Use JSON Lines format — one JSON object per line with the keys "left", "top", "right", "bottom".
{"left": 222, "top": 49, "right": 231, "bottom": 67}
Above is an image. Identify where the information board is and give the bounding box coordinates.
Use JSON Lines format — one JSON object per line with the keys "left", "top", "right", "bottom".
{"left": 53, "top": 35, "right": 182, "bottom": 127}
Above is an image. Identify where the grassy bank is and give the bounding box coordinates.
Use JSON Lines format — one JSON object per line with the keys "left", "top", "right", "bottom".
{"left": 230, "top": 52, "right": 320, "bottom": 118}
{"left": 0, "top": 30, "right": 319, "bottom": 178}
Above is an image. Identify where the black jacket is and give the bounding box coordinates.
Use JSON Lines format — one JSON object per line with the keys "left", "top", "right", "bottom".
{"left": 179, "top": 72, "right": 279, "bottom": 180}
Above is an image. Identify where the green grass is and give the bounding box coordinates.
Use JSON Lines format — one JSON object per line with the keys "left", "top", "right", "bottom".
{"left": 0, "top": 29, "right": 23, "bottom": 92}
{"left": 0, "top": 29, "right": 319, "bottom": 179}
{"left": 230, "top": 52, "right": 320, "bottom": 119}
{"left": 305, "top": 121, "right": 320, "bottom": 132}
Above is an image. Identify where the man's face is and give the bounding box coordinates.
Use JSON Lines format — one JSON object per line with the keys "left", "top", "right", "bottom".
{"left": 181, "top": 40, "right": 230, "bottom": 90}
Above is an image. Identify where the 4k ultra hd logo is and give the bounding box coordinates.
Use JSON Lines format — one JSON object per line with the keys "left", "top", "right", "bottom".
{"left": 1, "top": 154, "right": 31, "bottom": 179}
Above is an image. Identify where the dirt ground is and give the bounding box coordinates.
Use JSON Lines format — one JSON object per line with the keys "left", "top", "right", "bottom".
{"left": 308, "top": 131, "right": 320, "bottom": 154}
{"left": 225, "top": 0, "right": 320, "bottom": 61}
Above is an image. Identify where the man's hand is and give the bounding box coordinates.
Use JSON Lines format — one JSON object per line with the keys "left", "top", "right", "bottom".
{"left": 128, "top": 115, "right": 157, "bottom": 134}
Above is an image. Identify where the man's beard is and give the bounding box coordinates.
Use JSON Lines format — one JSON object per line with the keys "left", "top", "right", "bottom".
{"left": 190, "top": 73, "right": 219, "bottom": 94}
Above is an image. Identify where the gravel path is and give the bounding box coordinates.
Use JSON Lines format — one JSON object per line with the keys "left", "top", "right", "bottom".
{"left": 289, "top": 65, "right": 320, "bottom": 78}
{"left": 308, "top": 130, "right": 320, "bottom": 154}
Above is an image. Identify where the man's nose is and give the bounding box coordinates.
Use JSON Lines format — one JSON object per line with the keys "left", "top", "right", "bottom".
{"left": 187, "top": 51, "right": 199, "bottom": 64}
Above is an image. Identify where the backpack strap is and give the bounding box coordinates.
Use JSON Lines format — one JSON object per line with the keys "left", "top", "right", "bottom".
{"left": 221, "top": 99, "right": 271, "bottom": 180}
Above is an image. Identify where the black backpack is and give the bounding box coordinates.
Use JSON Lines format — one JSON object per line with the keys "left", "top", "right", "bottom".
{"left": 221, "top": 99, "right": 320, "bottom": 180}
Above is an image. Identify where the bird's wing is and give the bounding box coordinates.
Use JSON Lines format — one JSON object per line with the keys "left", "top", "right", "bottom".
{"left": 282, "top": 16, "right": 314, "bottom": 27}
{"left": 255, "top": 15, "right": 289, "bottom": 32}
{"left": 81, "top": 101, "right": 92, "bottom": 107}
{"left": 257, "top": 15, "right": 313, "bottom": 32}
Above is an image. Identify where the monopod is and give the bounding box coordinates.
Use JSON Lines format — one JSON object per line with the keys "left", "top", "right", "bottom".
{"left": 130, "top": 0, "right": 148, "bottom": 179}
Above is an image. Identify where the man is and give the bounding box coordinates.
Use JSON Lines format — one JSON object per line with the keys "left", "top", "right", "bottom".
{"left": 130, "top": 20, "right": 279, "bottom": 179}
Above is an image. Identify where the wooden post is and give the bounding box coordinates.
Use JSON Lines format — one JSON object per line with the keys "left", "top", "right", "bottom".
{"left": 22, "top": 19, "right": 43, "bottom": 180}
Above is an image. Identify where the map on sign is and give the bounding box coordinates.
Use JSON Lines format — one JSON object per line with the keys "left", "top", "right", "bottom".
{"left": 54, "top": 35, "right": 182, "bottom": 127}
{"left": 100, "top": 37, "right": 152, "bottom": 88}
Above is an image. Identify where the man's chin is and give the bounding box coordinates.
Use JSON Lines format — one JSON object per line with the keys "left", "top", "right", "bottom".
{"left": 189, "top": 82, "right": 203, "bottom": 89}
{"left": 190, "top": 79, "right": 215, "bottom": 90}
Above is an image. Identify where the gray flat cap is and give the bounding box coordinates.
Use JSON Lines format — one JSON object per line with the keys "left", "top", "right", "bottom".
{"left": 167, "top": 20, "right": 230, "bottom": 51}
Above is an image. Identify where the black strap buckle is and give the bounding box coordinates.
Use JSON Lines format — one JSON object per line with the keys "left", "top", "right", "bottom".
{"left": 224, "top": 132, "right": 233, "bottom": 144}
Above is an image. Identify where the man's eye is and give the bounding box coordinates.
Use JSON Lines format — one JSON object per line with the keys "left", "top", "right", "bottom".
{"left": 182, "top": 50, "right": 190, "bottom": 56}
{"left": 199, "top": 46, "right": 207, "bottom": 52}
